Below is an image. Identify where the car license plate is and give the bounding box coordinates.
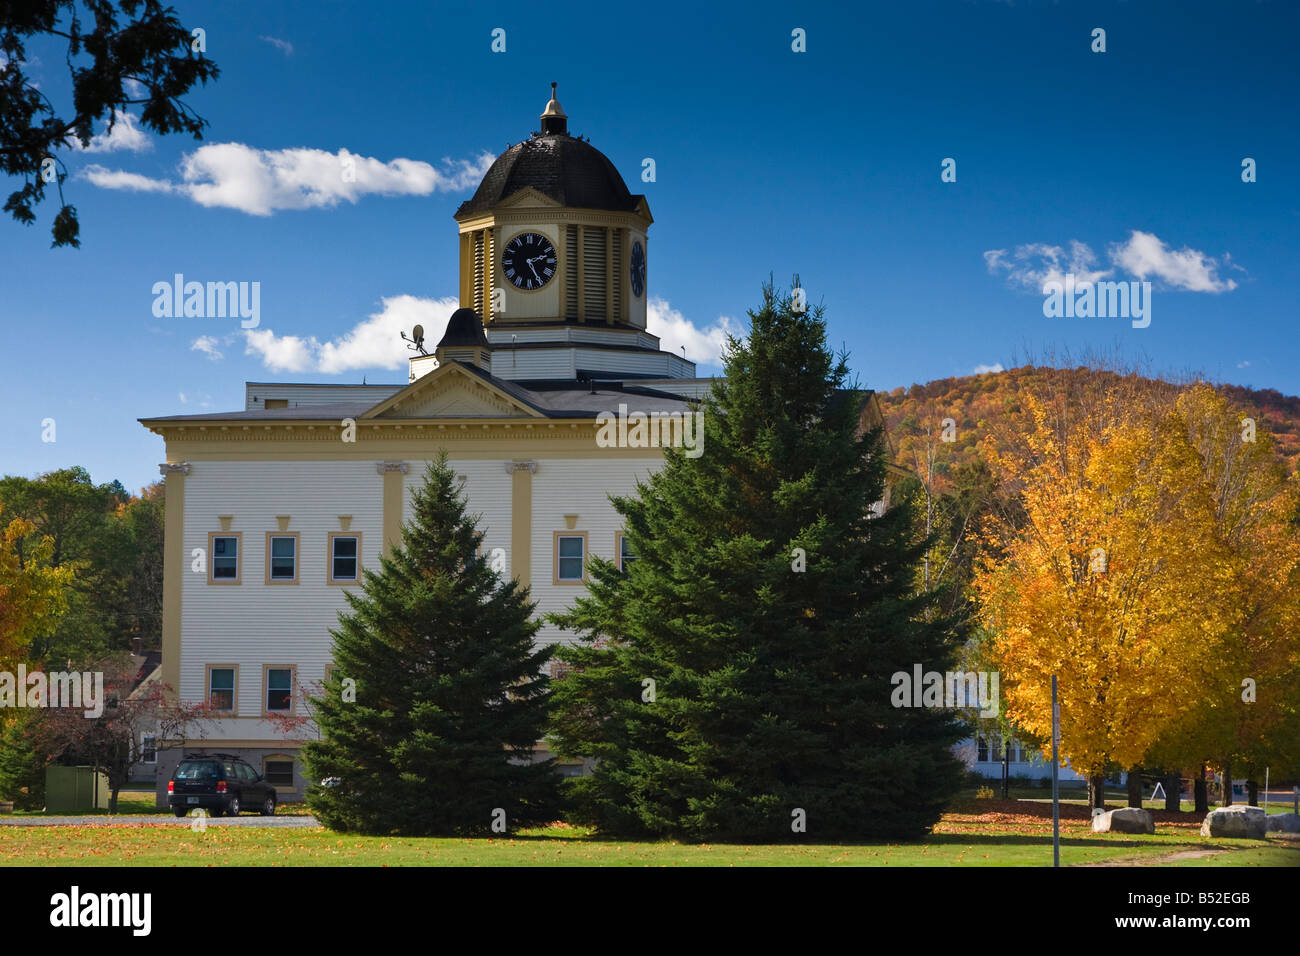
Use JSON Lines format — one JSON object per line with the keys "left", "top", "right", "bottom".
{"left": 187, "top": 797, "right": 199, "bottom": 804}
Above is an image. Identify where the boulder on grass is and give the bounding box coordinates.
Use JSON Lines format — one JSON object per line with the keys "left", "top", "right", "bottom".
{"left": 1264, "top": 813, "right": 1300, "bottom": 834}
{"left": 1091, "top": 807, "right": 1155, "bottom": 834}
{"left": 1200, "top": 805, "right": 1267, "bottom": 839}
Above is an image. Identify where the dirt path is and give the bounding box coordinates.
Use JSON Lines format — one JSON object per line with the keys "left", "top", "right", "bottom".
{"left": 1081, "top": 847, "right": 1231, "bottom": 867}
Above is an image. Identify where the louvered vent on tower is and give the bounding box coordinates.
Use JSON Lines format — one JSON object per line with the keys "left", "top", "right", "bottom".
{"left": 564, "top": 225, "right": 579, "bottom": 319}
{"left": 472, "top": 232, "right": 485, "bottom": 315}
{"left": 582, "top": 227, "right": 607, "bottom": 321}
{"left": 484, "top": 230, "right": 495, "bottom": 321}
{"left": 611, "top": 229, "right": 622, "bottom": 323}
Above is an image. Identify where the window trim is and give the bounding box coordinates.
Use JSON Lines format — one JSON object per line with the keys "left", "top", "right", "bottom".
{"left": 140, "top": 732, "right": 157, "bottom": 765}
{"left": 265, "top": 532, "right": 301, "bottom": 585}
{"left": 208, "top": 531, "right": 243, "bottom": 585}
{"left": 262, "top": 664, "right": 296, "bottom": 716}
{"left": 614, "top": 531, "right": 637, "bottom": 571}
{"left": 553, "top": 531, "right": 588, "bottom": 585}
{"left": 205, "top": 663, "right": 239, "bottom": 713}
{"left": 326, "top": 532, "right": 363, "bottom": 586}
{"left": 262, "top": 754, "right": 297, "bottom": 794}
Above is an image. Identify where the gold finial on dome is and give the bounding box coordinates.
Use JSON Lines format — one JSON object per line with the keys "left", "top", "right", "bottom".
{"left": 541, "top": 82, "right": 567, "bottom": 134}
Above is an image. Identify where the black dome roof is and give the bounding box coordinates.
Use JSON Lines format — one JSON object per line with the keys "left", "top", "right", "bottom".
{"left": 437, "top": 308, "right": 488, "bottom": 348}
{"left": 454, "top": 133, "right": 642, "bottom": 219}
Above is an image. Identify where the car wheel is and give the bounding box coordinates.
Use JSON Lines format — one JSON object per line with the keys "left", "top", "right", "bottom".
{"left": 261, "top": 794, "right": 276, "bottom": 816}
{"left": 227, "top": 795, "right": 241, "bottom": 816}
{"left": 173, "top": 808, "right": 187, "bottom": 817}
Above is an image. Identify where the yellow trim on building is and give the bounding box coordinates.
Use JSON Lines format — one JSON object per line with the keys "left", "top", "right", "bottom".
{"left": 510, "top": 464, "right": 532, "bottom": 588}
{"left": 161, "top": 469, "right": 185, "bottom": 702}
{"left": 381, "top": 466, "right": 404, "bottom": 558}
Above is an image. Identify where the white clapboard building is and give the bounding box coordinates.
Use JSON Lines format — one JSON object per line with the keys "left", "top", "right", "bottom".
{"left": 141, "top": 87, "right": 892, "bottom": 800}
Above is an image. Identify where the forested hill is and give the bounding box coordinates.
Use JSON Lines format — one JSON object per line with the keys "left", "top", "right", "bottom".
{"left": 876, "top": 365, "right": 1300, "bottom": 477}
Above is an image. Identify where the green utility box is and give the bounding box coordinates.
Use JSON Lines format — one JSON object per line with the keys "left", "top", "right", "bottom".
{"left": 44, "top": 766, "right": 110, "bottom": 812}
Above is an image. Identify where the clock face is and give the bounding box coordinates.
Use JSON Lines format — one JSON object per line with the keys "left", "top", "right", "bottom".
{"left": 629, "top": 241, "right": 646, "bottom": 297}
{"left": 501, "top": 232, "right": 557, "bottom": 291}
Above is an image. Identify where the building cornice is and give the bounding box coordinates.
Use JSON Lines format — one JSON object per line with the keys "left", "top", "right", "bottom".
{"left": 142, "top": 419, "right": 605, "bottom": 441}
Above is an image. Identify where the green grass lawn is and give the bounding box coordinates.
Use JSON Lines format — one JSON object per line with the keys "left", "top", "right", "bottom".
{"left": 4, "top": 788, "right": 1294, "bottom": 866}
{"left": 1, "top": 822, "right": 1295, "bottom": 867}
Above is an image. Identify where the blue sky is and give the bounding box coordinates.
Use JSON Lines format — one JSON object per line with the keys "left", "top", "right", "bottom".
{"left": 1, "top": 0, "right": 1296, "bottom": 492}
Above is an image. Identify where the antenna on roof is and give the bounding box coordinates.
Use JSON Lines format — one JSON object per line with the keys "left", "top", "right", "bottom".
{"left": 401, "top": 324, "right": 428, "bottom": 356}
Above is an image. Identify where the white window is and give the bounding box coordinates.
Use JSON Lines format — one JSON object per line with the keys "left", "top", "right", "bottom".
{"left": 265, "top": 667, "right": 293, "bottom": 713}
{"left": 208, "top": 667, "right": 236, "bottom": 711}
{"left": 555, "top": 533, "right": 586, "bottom": 583}
{"left": 141, "top": 733, "right": 157, "bottom": 764}
{"left": 211, "top": 535, "right": 239, "bottom": 582}
{"left": 330, "top": 534, "right": 359, "bottom": 582}
{"left": 616, "top": 532, "right": 636, "bottom": 571}
{"left": 267, "top": 534, "right": 299, "bottom": 584}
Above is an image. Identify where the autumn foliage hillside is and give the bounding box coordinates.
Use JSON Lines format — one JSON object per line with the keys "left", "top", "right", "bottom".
{"left": 877, "top": 365, "right": 1300, "bottom": 480}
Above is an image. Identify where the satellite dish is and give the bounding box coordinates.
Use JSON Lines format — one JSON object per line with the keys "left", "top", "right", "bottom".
{"left": 400, "top": 324, "right": 429, "bottom": 356}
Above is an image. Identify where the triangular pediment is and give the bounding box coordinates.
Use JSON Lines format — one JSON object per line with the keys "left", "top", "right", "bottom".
{"left": 361, "top": 362, "right": 544, "bottom": 420}
{"left": 494, "top": 187, "right": 563, "bottom": 210}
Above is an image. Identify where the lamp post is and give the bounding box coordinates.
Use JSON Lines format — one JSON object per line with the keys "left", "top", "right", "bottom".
{"left": 1051, "top": 675, "right": 1060, "bottom": 868}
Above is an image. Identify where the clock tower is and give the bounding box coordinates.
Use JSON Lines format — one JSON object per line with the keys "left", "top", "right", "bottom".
{"left": 453, "top": 84, "right": 652, "bottom": 332}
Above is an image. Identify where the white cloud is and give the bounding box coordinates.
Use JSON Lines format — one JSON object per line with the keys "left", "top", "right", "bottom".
{"left": 972, "top": 363, "right": 1004, "bottom": 375}
{"left": 84, "top": 144, "right": 494, "bottom": 216}
{"left": 242, "top": 328, "right": 319, "bottom": 373}
{"left": 240, "top": 294, "right": 740, "bottom": 375}
{"left": 647, "top": 297, "right": 743, "bottom": 368}
{"left": 259, "top": 35, "right": 294, "bottom": 55}
{"left": 318, "top": 295, "right": 458, "bottom": 373}
{"left": 1237, "top": 360, "right": 1251, "bottom": 369}
{"left": 76, "top": 109, "right": 152, "bottom": 153}
{"left": 1108, "top": 230, "right": 1237, "bottom": 292}
{"left": 191, "top": 335, "right": 224, "bottom": 361}
{"left": 178, "top": 391, "right": 213, "bottom": 408}
{"left": 83, "top": 164, "right": 174, "bottom": 193}
{"left": 243, "top": 295, "right": 459, "bottom": 373}
{"left": 986, "top": 231, "right": 1238, "bottom": 296}
{"left": 984, "top": 240, "right": 1111, "bottom": 293}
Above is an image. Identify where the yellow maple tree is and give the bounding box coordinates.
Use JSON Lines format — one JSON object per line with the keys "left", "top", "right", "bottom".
{"left": 1149, "top": 385, "right": 1300, "bottom": 799}
{"left": 973, "top": 385, "right": 1239, "bottom": 803}
{"left": 0, "top": 504, "right": 73, "bottom": 668}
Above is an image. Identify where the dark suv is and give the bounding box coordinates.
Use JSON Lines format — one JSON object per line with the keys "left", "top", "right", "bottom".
{"left": 168, "top": 753, "right": 278, "bottom": 817}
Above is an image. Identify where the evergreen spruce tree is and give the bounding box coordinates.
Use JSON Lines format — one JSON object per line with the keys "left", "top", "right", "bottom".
{"left": 303, "top": 453, "right": 557, "bottom": 835}
{"left": 549, "top": 281, "right": 965, "bottom": 840}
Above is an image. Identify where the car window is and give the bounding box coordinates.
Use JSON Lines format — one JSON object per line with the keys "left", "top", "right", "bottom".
{"left": 176, "top": 761, "right": 220, "bottom": 780}
{"left": 239, "top": 764, "right": 257, "bottom": 782}
{"left": 223, "top": 763, "right": 237, "bottom": 778}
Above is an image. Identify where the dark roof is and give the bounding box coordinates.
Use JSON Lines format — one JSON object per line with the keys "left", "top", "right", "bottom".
{"left": 437, "top": 308, "right": 489, "bottom": 348}
{"left": 140, "top": 402, "right": 378, "bottom": 423}
{"left": 141, "top": 364, "right": 698, "bottom": 426}
{"left": 455, "top": 133, "right": 644, "bottom": 218}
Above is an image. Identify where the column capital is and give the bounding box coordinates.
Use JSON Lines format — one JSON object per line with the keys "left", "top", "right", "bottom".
{"left": 375, "top": 461, "right": 409, "bottom": 475}
{"left": 504, "top": 460, "right": 537, "bottom": 474}
{"left": 158, "top": 462, "right": 191, "bottom": 476}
